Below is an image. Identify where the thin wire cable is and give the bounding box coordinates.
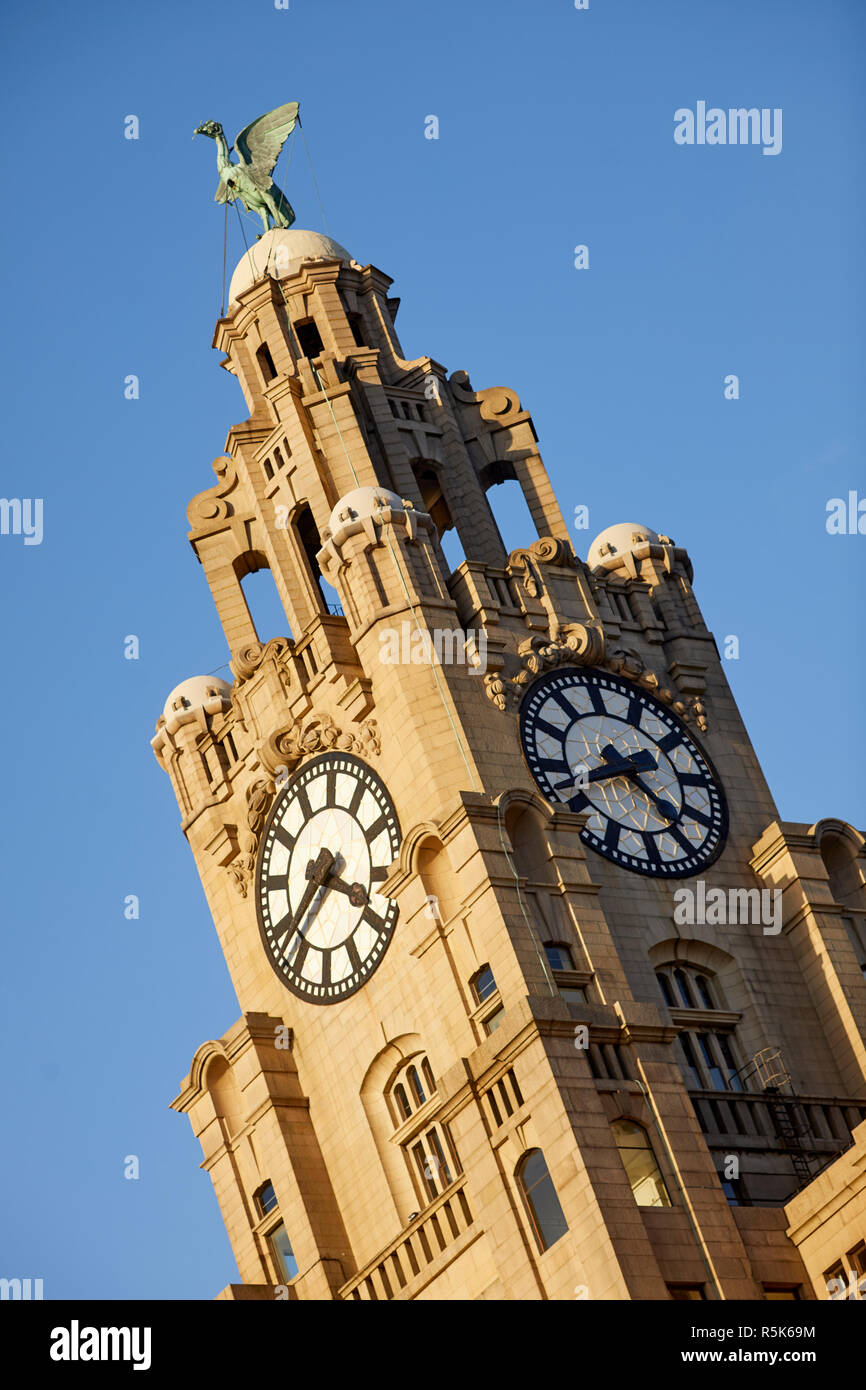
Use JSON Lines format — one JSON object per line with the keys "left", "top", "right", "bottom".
{"left": 298, "top": 117, "right": 330, "bottom": 234}
{"left": 220, "top": 197, "right": 229, "bottom": 317}
{"left": 632, "top": 1076, "right": 724, "bottom": 1301}
{"left": 496, "top": 798, "right": 558, "bottom": 995}
{"left": 295, "top": 335, "right": 478, "bottom": 794}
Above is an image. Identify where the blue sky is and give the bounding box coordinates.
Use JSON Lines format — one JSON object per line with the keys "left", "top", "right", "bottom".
{"left": 0, "top": 0, "right": 863, "bottom": 1299}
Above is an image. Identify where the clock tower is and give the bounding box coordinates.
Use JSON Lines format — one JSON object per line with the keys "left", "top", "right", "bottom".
{"left": 155, "top": 225, "right": 866, "bottom": 1301}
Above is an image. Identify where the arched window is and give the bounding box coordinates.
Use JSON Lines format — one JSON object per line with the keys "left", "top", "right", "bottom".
{"left": 393, "top": 1084, "right": 411, "bottom": 1122}
{"left": 673, "top": 968, "right": 694, "bottom": 1008}
{"left": 516, "top": 1149, "right": 568, "bottom": 1251}
{"left": 470, "top": 965, "right": 497, "bottom": 1004}
{"left": 611, "top": 1120, "right": 672, "bottom": 1208}
{"left": 387, "top": 1055, "right": 460, "bottom": 1207}
{"left": 544, "top": 942, "right": 573, "bottom": 972}
{"left": 655, "top": 965, "right": 744, "bottom": 1091}
{"left": 388, "top": 1056, "right": 437, "bottom": 1125}
{"left": 469, "top": 965, "right": 504, "bottom": 1035}
{"left": 407, "top": 1065, "right": 427, "bottom": 1108}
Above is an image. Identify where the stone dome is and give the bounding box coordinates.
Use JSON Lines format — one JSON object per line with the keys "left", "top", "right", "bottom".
{"left": 325, "top": 487, "right": 407, "bottom": 539}
{"left": 161, "top": 676, "right": 232, "bottom": 735}
{"left": 586, "top": 522, "right": 660, "bottom": 571}
{"left": 228, "top": 228, "right": 353, "bottom": 303}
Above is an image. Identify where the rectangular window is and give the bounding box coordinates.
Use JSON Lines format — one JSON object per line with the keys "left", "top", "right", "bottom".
{"left": 295, "top": 319, "right": 324, "bottom": 358}
{"left": 762, "top": 1285, "right": 801, "bottom": 1300}
{"left": 483, "top": 1006, "right": 504, "bottom": 1035}
{"left": 268, "top": 1223, "right": 298, "bottom": 1282}
{"left": 667, "top": 1284, "right": 705, "bottom": 1300}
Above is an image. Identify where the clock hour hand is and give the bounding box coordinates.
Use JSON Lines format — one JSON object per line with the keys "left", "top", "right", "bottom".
{"left": 326, "top": 875, "right": 368, "bottom": 907}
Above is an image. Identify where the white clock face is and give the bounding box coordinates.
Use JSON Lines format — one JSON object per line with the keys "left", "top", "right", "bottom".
{"left": 255, "top": 753, "right": 400, "bottom": 1002}
{"left": 520, "top": 668, "right": 727, "bottom": 877}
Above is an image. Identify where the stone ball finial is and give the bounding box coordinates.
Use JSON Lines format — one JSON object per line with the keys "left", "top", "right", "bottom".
{"left": 160, "top": 676, "right": 232, "bottom": 735}
{"left": 586, "top": 522, "right": 661, "bottom": 571}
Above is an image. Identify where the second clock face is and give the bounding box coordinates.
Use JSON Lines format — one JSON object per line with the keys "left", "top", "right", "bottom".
{"left": 520, "top": 667, "right": 727, "bottom": 878}
{"left": 255, "top": 753, "right": 400, "bottom": 1003}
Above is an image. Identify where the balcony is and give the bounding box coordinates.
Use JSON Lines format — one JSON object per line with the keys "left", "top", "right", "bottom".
{"left": 689, "top": 1088, "right": 866, "bottom": 1158}
{"left": 340, "top": 1177, "right": 476, "bottom": 1301}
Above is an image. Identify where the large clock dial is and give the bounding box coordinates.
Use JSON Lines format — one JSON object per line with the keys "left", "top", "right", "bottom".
{"left": 520, "top": 667, "right": 727, "bottom": 878}
{"left": 255, "top": 753, "right": 400, "bottom": 1002}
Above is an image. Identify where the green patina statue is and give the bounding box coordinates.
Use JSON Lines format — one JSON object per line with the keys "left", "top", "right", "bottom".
{"left": 194, "top": 102, "right": 299, "bottom": 234}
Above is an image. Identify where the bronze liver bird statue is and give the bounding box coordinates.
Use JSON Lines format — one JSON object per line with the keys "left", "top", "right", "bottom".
{"left": 194, "top": 102, "right": 299, "bottom": 235}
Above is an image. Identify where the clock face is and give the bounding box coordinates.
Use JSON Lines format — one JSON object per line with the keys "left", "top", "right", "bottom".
{"left": 255, "top": 753, "right": 401, "bottom": 1003}
{"left": 520, "top": 667, "right": 727, "bottom": 878}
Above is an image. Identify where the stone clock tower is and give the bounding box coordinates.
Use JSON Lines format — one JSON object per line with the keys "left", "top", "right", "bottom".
{"left": 154, "top": 226, "right": 866, "bottom": 1301}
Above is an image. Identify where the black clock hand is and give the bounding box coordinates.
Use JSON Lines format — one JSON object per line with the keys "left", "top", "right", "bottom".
{"left": 286, "top": 848, "right": 335, "bottom": 936}
{"left": 554, "top": 747, "right": 657, "bottom": 797}
{"left": 600, "top": 743, "right": 678, "bottom": 822}
{"left": 327, "top": 875, "right": 368, "bottom": 907}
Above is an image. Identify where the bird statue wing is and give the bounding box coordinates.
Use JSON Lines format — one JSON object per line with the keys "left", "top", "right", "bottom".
{"left": 214, "top": 182, "right": 234, "bottom": 204}
{"left": 233, "top": 102, "right": 300, "bottom": 185}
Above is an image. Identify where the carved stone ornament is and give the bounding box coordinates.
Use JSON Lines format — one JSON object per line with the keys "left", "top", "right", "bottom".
{"left": 605, "top": 648, "right": 708, "bottom": 731}
{"left": 259, "top": 715, "right": 381, "bottom": 778}
{"left": 508, "top": 537, "right": 576, "bottom": 598}
{"left": 187, "top": 455, "right": 237, "bottom": 530}
{"left": 231, "top": 636, "right": 292, "bottom": 685}
{"left": 483, "top": 636, "right": 708, "bottom": 730}
{"left": 227, "top": 776, "right": 276, "bottom": 899}
{"left": 483, "top": 625, "right": 605, "bottom": 711}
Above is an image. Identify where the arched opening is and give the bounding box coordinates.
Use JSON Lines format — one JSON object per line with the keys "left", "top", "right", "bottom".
{"left": 295, "top": 504, "right": 343, "bottom": 615}
{"left": 235, "top": 552, "right": 292, "bottom": 643}
{"left": 481, "top": 466, "right": 541, "bottom": 556}
{"left": 411, "top": 461, "right": 468, "bottom": 575}
{"left": 205, "top": 1057, "right": 245, "bottom": 1137}
{"left": 818, "top": 826, "right": 866, "bottom": 976}
{"left": 505, "top": 804, "right": 556, "bottom": 885}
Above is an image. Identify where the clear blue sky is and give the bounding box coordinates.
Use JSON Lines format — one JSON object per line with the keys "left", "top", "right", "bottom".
{"left": 1, "top": 0, "right": 863, "bottom": 1299}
